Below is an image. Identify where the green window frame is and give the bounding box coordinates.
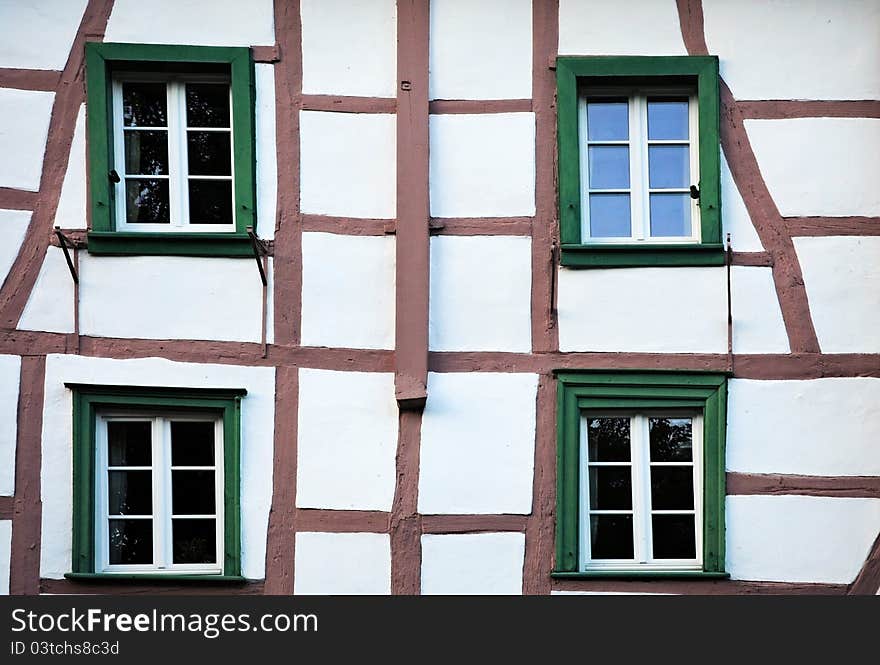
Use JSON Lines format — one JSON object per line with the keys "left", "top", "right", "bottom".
{"left": 85, "top": 42, "right": 257, "bottom": 257}
{"left": 554, "top": 371, "right": 728, "bottom": 579}
{"left": 556, "top": 56, "right": 722, "bottom": 268}
{"left": 67, "top": 384, "right": 245, "bottom": 582}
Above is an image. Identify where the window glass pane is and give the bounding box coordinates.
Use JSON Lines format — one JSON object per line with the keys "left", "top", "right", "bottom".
{"left": 647, "top": 98, "right": 688, "bottom": 140}
{"left": 124, "top": 130, "right": 168, "bottom": 175}
{"left": 125, "top": 179, "right": 170, "bottom": 223}
{"left": 589, "top": 193, "right": 631, "bottom": 238}
{"left": 586, "top": 100, "right": 628, "bottom": 141}
{"left": 652, "top": 515, "right": 696, "bottom": 559}
{"left": 108, "top": 471, "right": 152, "bottom": 515}
{"left": 172, "top": 471, "right": 216, "bottom": 514}
{"left": 122, "top": 82, "right": 167, "bottom": 127}
{"left": 187, "top": 131, "right": 231, "bottom": 176}
{"left": 173, "top": 519, "right": 216, "bottom": 564}
{"left": 650, "top": 467, "right": 694, "bottom": 510}
{"left": 587, "top": 417, "right": 630, "bottom": 462}
{"left": 589, "top": 466, "right": 632, "bottom": 510}
{"left": 186, "top": 83, "right": 230, "bottom": 128}
{"left": 188, "top": 180, "right": 233, "bottom": 224}
{"left": 649, "top": 418, "right": 693, "bottom": 462}
{"left": 648, "top": 145, "right": 689, "bottom": 189}
{"left": 108, "top": 421, "right": 151, "bottom": 466}
{"left": 649, "top": 193, "right": 690, "bottom": 237}
{"left": 588, "top": 146, "right": 630, "bottom": 190}
{"left": 590, "top": 515, "right": 633, "bottom": 559}
{"left": 171, "top": 421, "right": 215, "bottom": 466}
{"left": 108, "top": 519, "right": 153, "bottom": 564}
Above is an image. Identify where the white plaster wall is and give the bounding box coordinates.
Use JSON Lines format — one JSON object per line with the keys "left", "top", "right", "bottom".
{"left": 0, "top": 209, "right": 30, "bottom": 288}
{"left": 421, "top": 533, "right": 525, "bottom": 595}
{"left": 731, "top": 267, "right": 789, "bottom": 354}
{"left": 721, "top": 154, "right": 763, "bottom": 252}
{"left": 0, "top": 520, "right": 10, "bottom": 595}
{"left": 726, "top": 495, "right": 880, "bottom": 584}
{"left": 795, "top": 236, "right": 880, "bottom": 353}
{"left": 39, "top": 355, "right": 275, "bottom": 580}
{"left": 558, "top": 0, "right": 686, "bottom": 55}
{"left": 429, "top": 0, "right": 532, "bottom": 101}
{"left": 0, "top": 0, "right": 87, "bottom": 70}
{"left": 0, "top": 88, "right": 54, "bottom": 192}
{"left": 78, "top": 255, "right": 264, "bottom": 342}
{"left": 301, "top": 233, "right": 395, "bottom": 350}
{"left": 429, "top": 236, "right": 532, "bottom": 352}
{"left": 728, "top": 378, "right": 880, "bottom": 476}
{"left": 745, "top": 118, "right": 880, "bottom": 217}
{"left": 18, "top": 247, "right": 74, "bottom": 334}
{"left": 296, "top": 369, "right": 398, "bottom": 511}
{"left": 557, "top": 267, "right": 728, "bottom": 352}
{"left": 300, "top": 111, "right": 396, "bottom": 218}
{"left": 430, "top": 113, "right": 535, "bottom": 217}
{"left": 0, "top": 355, "right": 21, "bottom": 497}
{"left": 301, "top": 0, "right": 397, "bottom": 98}
{"left": 54, "top": 104, "right": 86, "bottom": 230}
{"left": 294, "top": 532, "right": 391, "bottom": 595}
{"left": 255, "top": 64, "right": 277, "bottom": 241}
{"left": 105, "top": 0, "right": 275, "bottom": 46}
{"left": 419, "top": 372, "right": 537, "bottom": 515}
{"left": 704, "top": 0, "right": 880, "bottom": 101}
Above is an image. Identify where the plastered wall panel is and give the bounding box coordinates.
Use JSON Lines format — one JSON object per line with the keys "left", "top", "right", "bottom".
{"left": 301, "top": 0, "right": 397, "bottom": 97}
{"left": 557, "top": 267, "right": 727, "bottom": 352}
{"left": 78, "top": 255, "right": 263, "bottom": 342}
{"left": 558, "top": 0, "right": 686, "bottom": 56}
{"left": 429, "top": 0, "right": 532, "bottom": 100}
{"left": 40, "top": 355, "right": 275, "bottom": 579}
{"left": 255, "top": 64, "right": 277, "bottom": 241}
{"left": 0, "top": 355, "right": 21, "bottom": 497}
{"left": 731, "top": 267, "right": 789, "bottom": 354}
{"left": 745, "top": 118, "right": 880, "bottom": 217}
{"left": 294, "top": 532, "right": 391, "bottom": 595}
{"left": 300, "top": 111, "right": 396, "bottom": 218}
{"left": 0, "top": 209, "right": 30, "bottom": 288}
{"left": 419, "top": 372, "right": 538, "bottom": 515}
{"left": 421, "top": 533, "right": 525, "bottom": 595}
{"left": 795, "top": 236, "right": 880, "bottom": 353}
{"left": 429, "top": 113, "right": 535, "bottom": 217}
{"left": 18, "top": 247, "right": 74, "bottom": 334}
{"left": 728, "top": 378, "right": 880, "bottom": 476}
{"left": 721, "top": 154, "right": 763, "bottom": 252}
{"left": 0, "top": 520, "right": 10, "bottom": 595}
{"left": 726, "top": 495, "right": 880, "bottom": 584}
{"left": 0, "top": 88, "right": 54, "bottom": 192}
{"left": 0, "top": 0, "right": 88, "bottom": 70}
{"left": 704, "top": 0, "right": 880, "bottom": 100}
{"left": 301, "top": 233, "right": 396, "bottom": 350}
{"left": 296, "top": 369, "right": 398, "bottom": 511}
{"left": 104, "top": 0, "right": 275, "bottom": 46}
{"left": 429, "top": 236, "right": 532, "bottom": 352}
{"left": 54, "top": 104, "right": 86, "bottom": 230}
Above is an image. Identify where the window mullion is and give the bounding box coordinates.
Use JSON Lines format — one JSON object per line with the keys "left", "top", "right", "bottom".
{"left": 641, "top": 415, "right": 654, "bottom": 564}
{"left": 638, "top": 94, "right": 651, "bottom": 240}
{"left": 166, "top": 82, "right": 186, "bottom": 229}
{"left": 629, "top": 415, "right": 644, "bottom": 563}
{"left": 628, "top": 95, "right": 643, "bottom": 241}
{"left": 111, "top": 81, "right": 126, "bottom": 231}
{"left": 149, "top": 417, "right": 164, "bottom": 569}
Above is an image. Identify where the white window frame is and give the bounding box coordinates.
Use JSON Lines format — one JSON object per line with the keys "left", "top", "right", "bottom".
{"left": 111, "top": 72, "right": 235, "bottom": 233}
{"left": 578, "top": 410, "right": 703, "bottom": 572}
{"left": 578, "top": 86, "right": 700, "bottom": 244}
{"left": 95, "top": 411, "right": 225, "bottom": 575}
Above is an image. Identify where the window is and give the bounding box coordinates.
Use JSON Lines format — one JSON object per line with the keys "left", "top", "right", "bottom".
{"left": 85, "top": 43, "right": 257, "bottom": 257}
{"left": 555, "top": 372, "right": 727, "bottom": 578}
{"left": 68, "top": 385, "right": 244, "bottom": 580}
{"left": 557, "top": 56, "right": 722, "bottom": 267}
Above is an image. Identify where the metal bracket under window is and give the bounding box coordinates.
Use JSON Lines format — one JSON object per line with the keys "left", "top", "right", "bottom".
{"left": 54, "top": 227, "right": 79, "bottom": 284}
{"left": 247, "top": 226, "right": 269, "bottom": 286}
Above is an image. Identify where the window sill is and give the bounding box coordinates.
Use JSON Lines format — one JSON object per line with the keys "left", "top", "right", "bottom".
{"left": 551, "top": 571, "right": 730, "bottom": 580}
{"left": 64, "top": 573, "right": 248, "bottom": 584}
{"left": 86, "top": 231, "right": 255, "bottom": 257}
{"left": 560, "top": 243, "right": 725, "bottom": 268}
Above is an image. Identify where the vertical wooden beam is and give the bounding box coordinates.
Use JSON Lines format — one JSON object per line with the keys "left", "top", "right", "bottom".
{"left": 394, "top": 0, "right": 430, "bottom": 409}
